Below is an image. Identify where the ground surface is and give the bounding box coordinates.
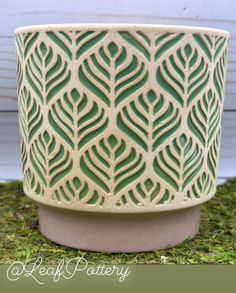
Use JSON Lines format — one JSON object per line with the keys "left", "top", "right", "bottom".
{"left": 0, "top": 180, "right": 235, "bottom": 264}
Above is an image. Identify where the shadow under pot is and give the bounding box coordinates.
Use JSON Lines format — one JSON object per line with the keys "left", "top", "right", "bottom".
{"left": 15, "top": 24, "right": 229, "bottom": 252}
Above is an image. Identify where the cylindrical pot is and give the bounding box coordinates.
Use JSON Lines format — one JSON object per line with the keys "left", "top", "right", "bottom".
{"left": 15, "top": 24, "right": 229, "bottom": 252}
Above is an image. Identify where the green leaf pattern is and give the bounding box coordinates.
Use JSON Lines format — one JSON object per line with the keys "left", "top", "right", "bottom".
{"left": 15, "top": 29, "right": 228, "bottom": 211}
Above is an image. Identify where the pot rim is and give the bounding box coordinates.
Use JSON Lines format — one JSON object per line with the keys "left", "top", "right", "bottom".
{"left": 15, "top": 23, "right": 229, "bottom": 37}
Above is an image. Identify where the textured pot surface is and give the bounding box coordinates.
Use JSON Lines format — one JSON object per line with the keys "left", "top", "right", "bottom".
{"left": 15, "top": 24, "right": 228, "bottom": 213}
{"left": 15, "top": 24, "right": 228, "bottom": 251}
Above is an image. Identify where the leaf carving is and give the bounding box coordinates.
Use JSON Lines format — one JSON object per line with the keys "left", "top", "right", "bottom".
{"left": 25, "top": 41, "right": 71, "bottom": 104}
{"left": 155, "top": 33, "right": 184, "bottom": 60}
{"left": 193, "top": 34, "right": 227, "bottom": 62}
{"left": 78, "top": 41, "right": 148, "bottom": 107}
{"left": 15, "top": 32, "right": 39, "bottom": 59}
{"left": 188, "top": 90, "right": 221, "bottom": 146}
{"left": 80, "top": 135, "right": 145, "bottom": 195}
{"left": 213, "top": 45, "right": 227, "bottom": 104}
{"left": 207, "top": 128, "right": 220, "bottom": 181}
{"left": 156, "top": 43, "right": 210, "bottom": 106}
{"left": 52, "top": 176, "right": 105, "bottom": 206}
{"left": 117, "top": 90, "right": 181, "bottom": 152}
{"left": 118, "top": 31, "right": 151, "bottom": 60}
{"left": 47, "top": 31, "right": 73, "bottom": 60}
{"left": 186, "top": 172, "right": 213, "bottom": 200}
{"left": 154, "top": 134, "right": 204, "bottom": 192}
{"left": 49, "top": 89, "right": 108, "bottom": 149}
{"left": 30, "top": 131, "right": 73, "bottom": 188}
{"left": 116, "top": 178, "right": 172, "bottom": 208}
{"left": 18, "top": 87, "right": 43, "bottom": 143}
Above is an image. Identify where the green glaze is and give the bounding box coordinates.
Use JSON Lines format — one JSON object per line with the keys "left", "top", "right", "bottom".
{"left": 15, "top": 29, "right": 228, "bottom": 211}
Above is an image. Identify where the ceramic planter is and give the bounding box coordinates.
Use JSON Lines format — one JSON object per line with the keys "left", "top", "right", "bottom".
{"left": 15, "top": 24, "right": 229, "bottom": 252}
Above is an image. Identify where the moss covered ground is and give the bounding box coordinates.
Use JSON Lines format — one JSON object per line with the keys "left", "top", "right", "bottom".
{"left": 0, "top": 179, "right": 235, "bottom": 264}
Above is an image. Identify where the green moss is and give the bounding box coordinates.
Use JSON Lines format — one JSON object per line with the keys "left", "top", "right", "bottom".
{"left": 0, "top": 179, "right": 235, "bottom": 264}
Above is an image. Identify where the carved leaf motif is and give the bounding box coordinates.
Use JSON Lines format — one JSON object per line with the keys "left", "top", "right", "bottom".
{"left": 25, "top": 41, "right": 71, "bottom": 104}
{"left": 188, "top": 90, "right": 221, "bottom": 146}
{"left": 118, "top": 90, "right": 181, "bottom": 152}
{"left": 30, "top": 131, "right": 73, "bottom": 188}
{"left": 156, "top": 42, "right": 210, "bottom": 106}
{"left": 49, "top": 89, "right": 108, "bottom": 149}
{"left": 52, "top": 176, "right": 105, "bottom": 206}
{"left": 18, "top": 87, "right": 43, "bottom": 143}
{"left": 80, "top": 135, "right": 145, "bottom": 195}
{"left": 116, "top": 178, "right": 173, "bottom": 208}
{"left": 78, "top": 41, "right": 148, "bottom": 107}
{"left": 154, "top": 134, "right": 204, "bottom": 192}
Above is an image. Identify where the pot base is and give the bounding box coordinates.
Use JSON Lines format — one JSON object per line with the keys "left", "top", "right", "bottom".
{"left": 38, "top": 205, "right": 201, "bottom": 253}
